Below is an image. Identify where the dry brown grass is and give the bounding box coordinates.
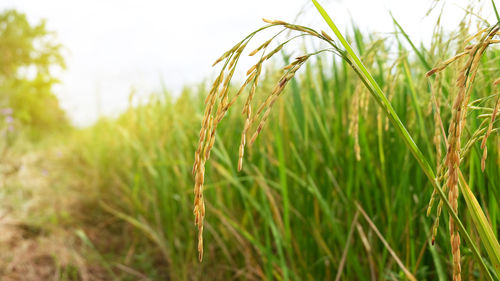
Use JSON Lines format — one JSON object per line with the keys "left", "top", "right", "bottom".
{"left": 0, "top": 149, "right": 115, "bottom": 281}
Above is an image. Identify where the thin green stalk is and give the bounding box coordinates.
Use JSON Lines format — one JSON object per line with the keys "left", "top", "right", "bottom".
{"left": 420, "top": 217, "right": 446, "bottom": 281}
{"left": 401, "top": 58, "right": 432, "bottom": 155}
{"left": 492, "top": 0, "right": 500, "bottom": 22}
{"left": 391, "top": 13, "right": 431, "bottom": 70}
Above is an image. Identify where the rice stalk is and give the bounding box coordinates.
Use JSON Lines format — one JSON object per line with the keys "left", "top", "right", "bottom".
{"left": 356, "top": 203, "right": 417, "bottom": 281}
{"left": 426, "top": 25, "right": 500, "bottom": 280}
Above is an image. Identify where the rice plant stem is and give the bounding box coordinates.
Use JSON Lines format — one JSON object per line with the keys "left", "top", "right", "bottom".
{"left": 311, "top": 1, "right": 495, "bottom": 279}
{"left": 492, "top": 0, "right": 500, "bottom": 22}
{"left": 335, "top": 210, "right": 359, "bottom": 281}
{"left": 390, "top": 13, "right": 431, "bottom": 70}
{"left": 356, "top": 203, "right": 417, "bottom": 281}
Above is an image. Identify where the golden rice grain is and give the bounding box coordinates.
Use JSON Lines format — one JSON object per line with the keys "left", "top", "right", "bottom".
{"left": 193, "top": 20, "right": 318, "bottom": 261}
{"left": 320, "top": 30, "right": 333, "bottom": 41}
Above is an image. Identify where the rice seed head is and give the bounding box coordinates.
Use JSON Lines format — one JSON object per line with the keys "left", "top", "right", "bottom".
{"left": 193, "top": 162, "right": 205, "bottom": 261}
{"left": 262, "top": 18, "right": 287, "bottom": 25}
{"left": 425, "top": 68, "right": 439, "bottom": 77}
{"left": 264, "top": 44, "right": 284, "bottom": 60}
{"left": 321, "top": 30, "right": 333, "bottom": 41}
{"left": 194, "top": 18, "right": 330, "bottom": 262}
{"left": 431, "top": 29, "right": 484, "bottom": 280}
{"left": 212, "top": 42, "right": 244, "bottom": 67}
{"left": 494, "top": 77, "right": 500, "bottom": 85}
{"left": 249, "top": 38, "right": 272, "bottom": 56}
{"left": 238, "top": 107, "right": 252, "bottom": 171}
{"left": 464, "top": 27, "right": 488, "bottom": 44}
{"left": 213, "top": 53, "right": 229, "bottom": 67}
{"left": 426, "top": 51, "right": 469, "bottom": 77}
{"left": 246, "top": 63, "right": 258, "bottom": 76}
{"left": 427, "top": 190, "right": 437, "bottom": 217}
{"left": 481, "top": 147, "right": 487, "bottom": 171}
{"left": 439, "top": 26, "right": 498, "bottom": 281}
{"left": 248, "top": 61, "right": 305, "bottom": 146}
{"left": 431, "top": 215, "right": 440, "bottom": 245}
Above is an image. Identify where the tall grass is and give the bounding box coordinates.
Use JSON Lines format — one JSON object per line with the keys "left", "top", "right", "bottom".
{"left": 70, "top": 3, "right": 500, "bottom": 280}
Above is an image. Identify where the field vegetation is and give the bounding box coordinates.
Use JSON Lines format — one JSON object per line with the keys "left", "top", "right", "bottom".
{"left": 0, "top": 1, "right": 499, "bottom": 280}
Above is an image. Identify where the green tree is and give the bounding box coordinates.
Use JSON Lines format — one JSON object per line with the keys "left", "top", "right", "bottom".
{"left": 0, "top": 9, "right": 68, "bottom": 138}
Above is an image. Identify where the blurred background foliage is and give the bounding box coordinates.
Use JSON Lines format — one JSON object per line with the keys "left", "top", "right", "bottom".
{"left": 0, "top": 9, "right": 68, "bottom": 140}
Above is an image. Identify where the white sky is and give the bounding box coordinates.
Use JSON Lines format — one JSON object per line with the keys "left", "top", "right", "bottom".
{"left": 0, "top": 0, "right": 496, "bottom": 126}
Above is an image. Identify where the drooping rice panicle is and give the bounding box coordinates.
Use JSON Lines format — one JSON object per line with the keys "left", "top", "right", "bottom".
{"left": 193, "top": 19, "right": 343, "bottom": 262}
{"left": 426, "top": 25, "right": 500, "bottom": 281}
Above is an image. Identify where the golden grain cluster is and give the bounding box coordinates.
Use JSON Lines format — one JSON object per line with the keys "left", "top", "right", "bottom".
{"left": 426, "top": 26, "right": 500, "bottom": 281}
{"left": 193, "top": 19, "right": 339, "bottom": 261}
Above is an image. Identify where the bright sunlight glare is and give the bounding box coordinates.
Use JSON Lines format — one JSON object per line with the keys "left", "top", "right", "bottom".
{"left": 0, "top": 0, "right": 493, "bottom": 126}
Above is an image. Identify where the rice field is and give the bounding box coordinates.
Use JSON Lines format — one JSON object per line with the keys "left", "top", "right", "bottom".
{"left": 0, "top": 1, "right": 499, "bottom": 280}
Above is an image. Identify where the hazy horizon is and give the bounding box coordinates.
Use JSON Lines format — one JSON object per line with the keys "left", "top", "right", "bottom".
{"left": 1, "top": 0, "right": 494, "bottom": 126}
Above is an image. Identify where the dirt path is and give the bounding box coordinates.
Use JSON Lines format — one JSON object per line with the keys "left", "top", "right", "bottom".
{"left": 0, "top": 148, "right": 108, "bottom": 281}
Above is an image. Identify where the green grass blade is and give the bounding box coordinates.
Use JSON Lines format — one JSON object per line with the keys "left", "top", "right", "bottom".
{"left": 390, "top": 13, "right": 431, "bottom": 70}
{"left": 356, "top": 203, "right": 417, "bottom": 281}
{"left": 492, "top": 0, "right": 500, "bottom": 22}
{"left": 460, "top": 172, "right": 500, "bottom": 278}
{"left": 420, "top": 217, "right": 447, "bottom": 281}
{"left": 402, "top": 59, "right": 431, "bottom": 148}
